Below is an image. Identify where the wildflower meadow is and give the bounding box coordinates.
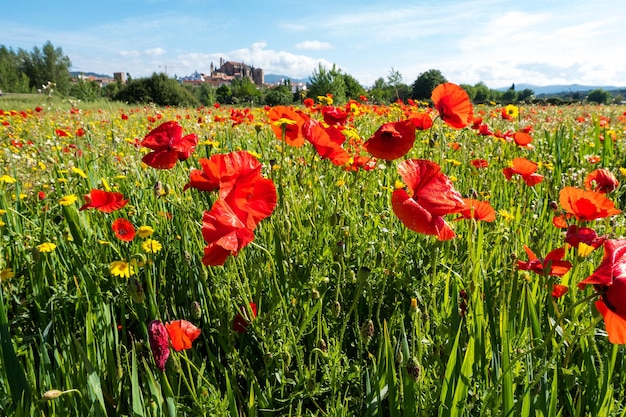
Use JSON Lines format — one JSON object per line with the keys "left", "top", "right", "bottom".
{"left": 2, "top": 86, "right": 626, "bottom": 416}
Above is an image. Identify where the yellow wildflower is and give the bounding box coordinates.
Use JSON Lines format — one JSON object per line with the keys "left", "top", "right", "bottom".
{"left": 505, "top": 104, "right": 519, "bottom": 119}
{"left": 37, "top": 242, "right": 57, "bottom": 253}
{"left": 0, "top": 175, "right": 17, "bottom": 184}
{"left": 0, "top": 268, "right": 15, "bottom": 281}
{"left": 71, "top": 167, "right": 87, "bottom": 178}
{"left": 59, "top": 195, "right": 78, "bottom": 206}
{"left": 142, "top": 239, "right": 162, "bottom": 254}
{"left": 110, "top": 260, "right": 134, "bottom": 278}
{"left": 137, "top": 226, "right": 154, "bottom": 238}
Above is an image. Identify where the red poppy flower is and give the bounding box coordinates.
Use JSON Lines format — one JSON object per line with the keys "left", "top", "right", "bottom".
{"left": 233, "top": 302, "right": 257, "bottom": 333}
{"left": 584, "top": 168, "right": 619, "bottom": 193}
{"left": 148, "top": 320, "right": 170, "bottom": 371}
{"left": 551, "top": 284, "right": 569, "bottom": 298}
{"left": 165, "top": 320, "right": 201, "bottom": 351}
{"left": 578, "top": 239, "right": 626, "bottom": 343}
{"left": 55, "top": 128, "right": 69, "bottom": 137}
{"left": 513, "top": 131, "right": 533, "bottom": 148}
{"left": 201, "top": 199, "right": 256, "bottom": 266}
{"left": 321, "top": 106, "right": 350, "bottom": 126}
{"left": 184, "top": 151, "right": 262, "bottom": 194}
{"left": 564, "top": 225, "right": 606, "bottom": 250}
{"left": 559, "top": 186, "right": 621, "bottom": 221}
{"left": 471, "top": 159, "right": 489, "bottom": 169}
{"left": 140, "top": 121, "right": 198, "bottom": 169}
{"left": 502, "top": 157, "right": 544, "bottom": 187}
{"left": 408, "top": 112, "right": 433, "bottom": 130}
{"left": 431, "top": 83, "right": 473, "bottom": 129}
{"left": 111, "top": 218, "right": 136, "bottom": 242}
{"left": 267, "top": 106, "right": 309, "bottom": 147}
{"left": 517, "top": 245, "right": 572, "bottom": 277}
{"left": 79, "top": 189, "right": 128, "bottom": 213}
{"left": 456, "top": 198, "right": 496, "bottom": 222}
{"left": 364, "top": 120, "right": 416, "bottom": 161}
{"left": 391, "top": 159, "right": 466, "bottom": 240}
{"left": 303, "top": 119, "right": 351, "bottom": 167}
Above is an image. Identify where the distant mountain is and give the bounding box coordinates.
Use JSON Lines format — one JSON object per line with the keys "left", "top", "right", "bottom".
{"left": 265, "top": 74, "right": 309, "bottom": 84}
{"left": 70, "top": 71, "right": 113, "bottom": 79}
{"left": 496, "top": 83, "right": 625, "bottom": 96}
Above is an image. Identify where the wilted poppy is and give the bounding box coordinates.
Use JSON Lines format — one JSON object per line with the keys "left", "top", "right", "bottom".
{"left": 111, "top": 218, "right": 136, "bottom": 241}
{"left": 584, "top": 168, "right": 619, "bottom": 194}
{"left": 391, "top": 159, "right": 466, "bottom": 240}
{"left": 578, "top": 239, "right": 626, "bottom": 343}
{"left": 141, "top": 121, "right": 198, "bottom": 169}
{"left": 431, "top": 83, "right": 473, "bottom": 129}
{"left": 502, "top": 157, "right": 544, "bottom": 187}
{"left": 364, "top": 120, "right": 416, "bottom": 161}
{"left": 79, "top": 189, "right": 128, "bottom": 213}
{"left": 233, "top": 302, "right": 258, "bottom": 333}
{"left": 456, "top": 198, "right": 496, "bottom": 222}
{"left": 165, "top": 320, "right": 201, "bottom": 351}
{"left": 267, "top": 106, "right": 309, "bottom": 147}
{"left": 148, "top": 320, "right": 170, "bottom": 371}
{"left": 559, "top": 186, "right": 621, "bottom": 221}
{"left": 517, "top": 245, "right": 572, "bottom": 277}
{"left": 201, "top": 199, "right": 256, "bottom": 266}
{"left": 303, "top": 119, "right": 351, "bottom": 167}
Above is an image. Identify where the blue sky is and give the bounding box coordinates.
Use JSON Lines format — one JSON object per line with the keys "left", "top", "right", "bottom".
{"left": 3, "top": 0, "right": 626, "bottom": 88}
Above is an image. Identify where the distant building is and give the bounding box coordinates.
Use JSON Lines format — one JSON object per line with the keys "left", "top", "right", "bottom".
{"left": 180, "top": 58, "right": 264, "bottom": 88}
{"left": 113, "top": 72, "right": 126, "bottom": 83}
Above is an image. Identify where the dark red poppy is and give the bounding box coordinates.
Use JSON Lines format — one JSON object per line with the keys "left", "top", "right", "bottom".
{"left": 201, "top": 199, "right": 256, "bottom": 266}
{"left": 303, "top": 119, "right": 351, "bottom": 167}
{"left": 141, "top": 121, "right": 198, "bottom": 169}
{"left": 502, "top": 157, "right": 544, "bottom": 186}
{"left": 321, "top": 106, "right": 350, "bottom": 126}
{"left": 431, "top": 83, "right": 473, "bottom": 129}
{"left": 559, "top": 186, "right": 621, "bottom": 221}
{"left": 564, "top": 225, "right": 606, "bottom": 251}
{"left": 148, "top": 320, "right": 170, "bottom": 371}
{"left": 364, "top": 120, "right": 416, "bottom": 161}
{"left": 517, "top": 245, "right": 572, "bottom": 276}
{"left": 391, "top": 159, "right": 466, "bottom": 240}
{"left": 584, "top": 168, "right": 619, "bottom": 194}
{"left": 471, "top": 159, "right": 489, "bottom": 169}
{"left": 79, "top": 189, "right": 128, "bottom": 213}
{"left": 267, "top": 106, "right": 309, "bottom": 147}
{"left": 456, "top": 198, "right": 496, "bottom": 222}
{"left": 233, "top": 302, "right": 257, "bottom": 333}
{"left": 165, "top": 320, "right": 201, "bottom": 351}
{"left": 578, "top": 239, "right": 626, "bottom": 343}
{"left": 111, "top": 218, "right": 136, "bottom": 241}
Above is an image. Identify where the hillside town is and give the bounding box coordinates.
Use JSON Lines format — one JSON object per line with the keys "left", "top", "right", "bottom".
{"left": 74, "top": 59, "right": 308, "bottom": 94}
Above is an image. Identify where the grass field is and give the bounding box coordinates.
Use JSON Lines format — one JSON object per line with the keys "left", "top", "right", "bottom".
{"left": 2, "top": 89, "right": 626, "bottom": 416}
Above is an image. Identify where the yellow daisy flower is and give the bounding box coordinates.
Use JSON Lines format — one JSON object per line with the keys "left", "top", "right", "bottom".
{"left": 142, "top": 239, "right": 162, "bottom": 254}
{"left": 37, "top": 242, "right": 57, "bottom": 253}
{"left": 137, "top": 225, "right": 154, "bottom": 238}
{"left": 59, "top": 195, "right": 78, "bottom": 206}
{"left": 0, "top": 175, "right": 17, "bottom": 184}
{"left": 110, "top": 260, "right": 134, "bottom": 278}
{"left": 0, "top": 268, "right": 15, "bottom": 281}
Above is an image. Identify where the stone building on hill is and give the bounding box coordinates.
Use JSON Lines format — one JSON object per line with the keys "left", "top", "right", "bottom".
{"left": 180, "top": 58, "right": 264, "bottom": 87}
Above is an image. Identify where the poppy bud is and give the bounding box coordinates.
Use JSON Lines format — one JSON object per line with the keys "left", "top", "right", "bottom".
{"left": 311, "top": 288, "right": 320, "bottom": 300}
{"left": 357, "top": 267, "right": 371, "bottom": 283}
{"left": 148, "top": 320, "right": 170, "bottom": 371}
{"left": 549, "top": 200, "right": 559, "bottom": 211}
{"left": 163, "top": 183, "right": 172, "bottom": 196}
{"left": 335, "top": 241, "right": 346, "bottom": 258}
{"left": 406, "top": 357, "right": 421, "bottom": 381}
{"left": 127, "top": 276, "right": 145, "bottom": 304}
{"left": 329, "top": 212, "right": 341, "bottom": 227}
{"left": 395, "top": 349, "right": 404, "bottom": 365}
{"left": 318, "top": 339, "right": 328, "bottom": 353}
{"left": 360, "top": 319, "right": 374, "bottom": 344}
{"left": 331, "top": 300, "right": 341, "bottom": 318}
{"left": 42, "top": 389, "right": 64, "bottom": 400}
{"left": 192, "top": 301, "right": 202, "bottom": 319}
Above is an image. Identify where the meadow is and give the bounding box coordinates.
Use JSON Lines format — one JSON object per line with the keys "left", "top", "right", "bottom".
{"left": 1, "top": 88, "right": 626, "bottom": 416}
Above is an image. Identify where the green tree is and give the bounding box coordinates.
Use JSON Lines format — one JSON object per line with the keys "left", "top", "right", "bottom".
{"left": 216, "top": 85, "right": 232, "bottom": 104}
{"left": 587, "top": 89, "right": 610, "bottom": 104}
{"left": 517, "top": 88, "right": 535, "bottom": 102}
{"left": 472, "top": 82, "right": 492, "bottom": 103}
{"left": 342, "top": 73, "right": 365, "bottom": 101}
{"left": 307, "top": 63, "right": 346, "bottom": 104}
{"left": 231, "top": 76, "right": 261, "bottom": 104}
{"left": 411, "top": 69, "right": 447, "bottom": 100}
{"left": 68, "top": 79, "right": 102, "bottom": 102}
{"left": 113, "top": 72, "right": 199, "bottom": 106}
{"left": 368, "top": 77, "right": 392, "bottom": 104}
{"left": 0, "top": 46, "right": 30, "bottom": 92}
{"left": 501, "top": 89, "right": 517, "bottom": 104}
{"left": 265, "top": 84, "right": 294, "bottom": 106}
{"left": 19, "top": 41, "right": 71, "bottom": 94}
{"left": 387, "top": 67, "right": 410, "bottom": 102}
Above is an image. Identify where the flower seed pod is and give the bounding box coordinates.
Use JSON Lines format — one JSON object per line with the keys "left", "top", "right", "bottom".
{"left": 192, "top": 301, "right": 202, "bottom": 319}
{"left": 407, "top": 357, "right": 421, "bottom": 381}
{"left": 360, "top": 319, "right": 374, "bottom": 344}
{"left": 331, "top": 300, "right": 341, "bottom": 318}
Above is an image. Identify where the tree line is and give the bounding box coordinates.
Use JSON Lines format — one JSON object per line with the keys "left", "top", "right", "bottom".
{"left": 0, "top": 41, "right": 618, "bottom": 106}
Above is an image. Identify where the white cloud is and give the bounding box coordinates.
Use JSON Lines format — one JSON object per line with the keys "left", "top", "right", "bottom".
{"left": 294, "top": 41, "right": 333, "bottom": 50}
